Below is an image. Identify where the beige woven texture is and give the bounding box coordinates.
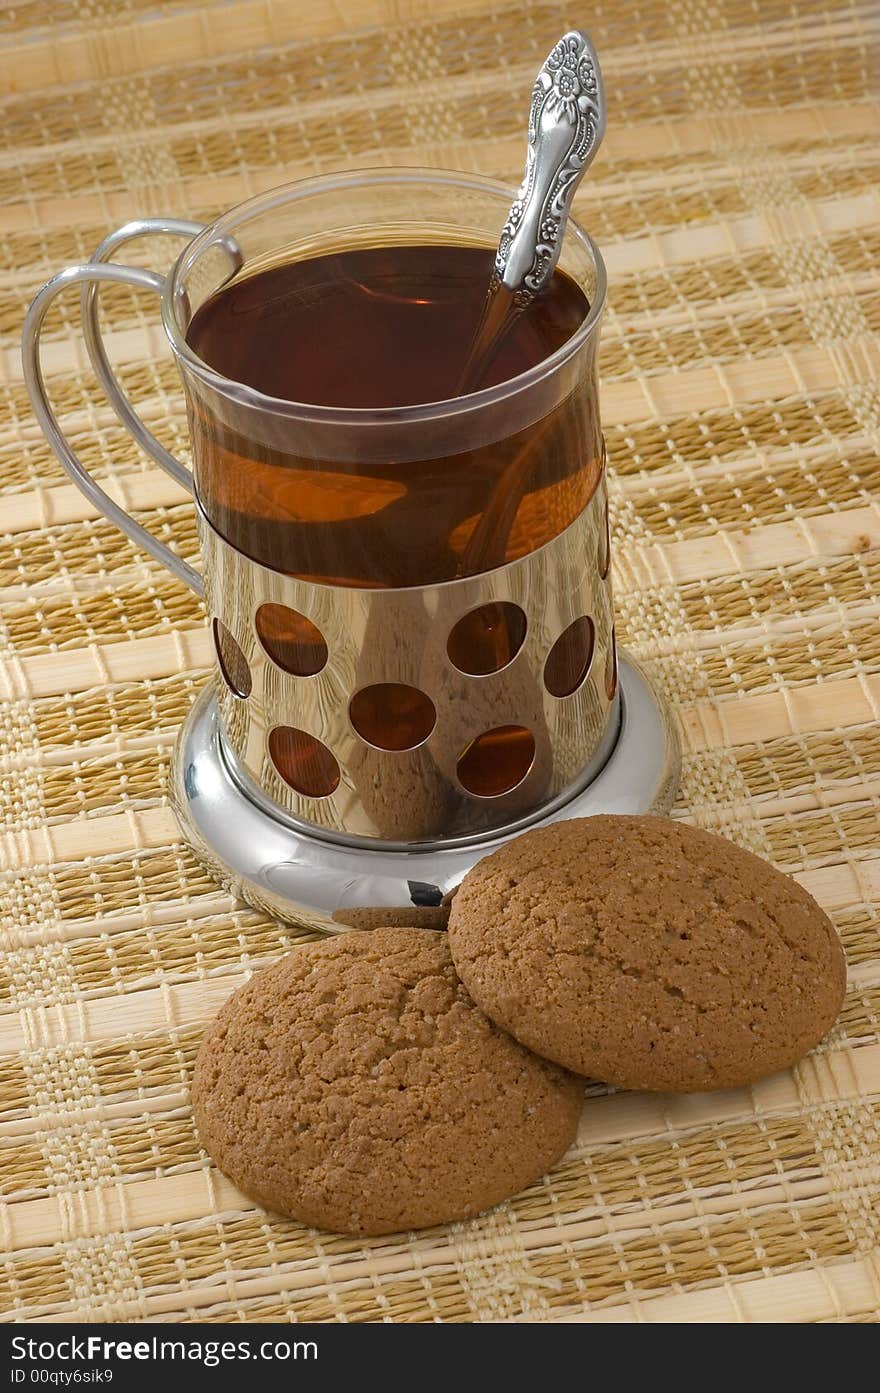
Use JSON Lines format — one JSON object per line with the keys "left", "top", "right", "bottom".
{"left": 1, "top": 0, "right": 879, "bottom": 1323}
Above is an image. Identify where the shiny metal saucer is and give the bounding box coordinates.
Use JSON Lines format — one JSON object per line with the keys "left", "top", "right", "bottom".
{"left": 170, "top": 652, "right": 680, "bottom": 933}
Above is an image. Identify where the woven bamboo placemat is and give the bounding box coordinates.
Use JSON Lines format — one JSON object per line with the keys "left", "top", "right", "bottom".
{"left": 1, "top": 0, "right": 879, "bottom": 1323}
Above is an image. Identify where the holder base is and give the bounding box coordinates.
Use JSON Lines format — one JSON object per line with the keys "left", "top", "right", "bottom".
{"left": 170, "top": 653, "right": 681, "bottom": 933}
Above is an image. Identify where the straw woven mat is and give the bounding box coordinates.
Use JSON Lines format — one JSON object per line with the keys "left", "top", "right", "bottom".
{"left": 1, "top": 0, "right": 879, "bottom": 1325}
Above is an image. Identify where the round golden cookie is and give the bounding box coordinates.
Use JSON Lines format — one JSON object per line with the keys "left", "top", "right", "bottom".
{"left": 447, "top": 816, "right": 846, "bottom": 1092}
{"left": 192, "top": 927, "right": 583, "bottom": 1235}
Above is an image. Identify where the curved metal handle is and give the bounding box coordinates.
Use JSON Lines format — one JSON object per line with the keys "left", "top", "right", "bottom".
{"left": 496, "top": 30, "right": 605, "bottom": 298}
{"left": 22, "top": 261, "right": 204, "bottom": 596}
{"left": 81, "top": 218, "right": 241, "bottom": 490}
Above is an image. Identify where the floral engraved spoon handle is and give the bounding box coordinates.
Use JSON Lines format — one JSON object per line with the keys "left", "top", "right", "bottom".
{"left": 497, "top": 29, "right": 605, "bottom": 302}
{"left": 456, "top": 30, "right": 605, "bottom": 397}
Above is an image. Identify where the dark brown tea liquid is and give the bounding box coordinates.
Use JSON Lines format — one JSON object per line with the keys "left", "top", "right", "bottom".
{"left": 186, "top": 244, "right": 600, "bottom": 590}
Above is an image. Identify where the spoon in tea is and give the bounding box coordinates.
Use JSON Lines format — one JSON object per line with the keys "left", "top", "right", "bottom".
{"left": 455, "top": 30, "right": 606, "bottom": 577}
{"left": 458, "top": 29, "right": 606, "bottom": 395}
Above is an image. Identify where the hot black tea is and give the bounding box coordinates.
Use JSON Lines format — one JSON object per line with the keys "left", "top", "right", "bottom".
{"left": 185, "top": 243, "right": 601, "bottom": 590}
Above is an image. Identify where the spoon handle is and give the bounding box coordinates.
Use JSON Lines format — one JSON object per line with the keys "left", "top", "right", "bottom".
{"left": 496, "top": 30, "right": 605, "bottom": 300}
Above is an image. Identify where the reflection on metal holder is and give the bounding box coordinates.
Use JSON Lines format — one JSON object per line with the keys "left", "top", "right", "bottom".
{"left": 199, "top": 485, "right": 617, "bottom": 843}
{"left": 170, "top": 653, "right": 681, "bottom": 934}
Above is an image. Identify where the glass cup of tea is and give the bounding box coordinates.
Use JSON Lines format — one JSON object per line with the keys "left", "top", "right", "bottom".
{"left": 22, "top": 169, "right": 614, "bottom": 845}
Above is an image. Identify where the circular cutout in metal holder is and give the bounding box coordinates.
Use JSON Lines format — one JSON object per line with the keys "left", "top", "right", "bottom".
{"left": 170, "top": 652, "right": 681, "bottom": 934}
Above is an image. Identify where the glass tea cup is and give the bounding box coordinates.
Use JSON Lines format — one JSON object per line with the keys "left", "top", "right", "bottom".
{"left": 22, "top": 169, "right": 615, "bottom": 844}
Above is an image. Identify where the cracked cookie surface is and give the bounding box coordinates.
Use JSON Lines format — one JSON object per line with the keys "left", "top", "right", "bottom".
{"left": 192, "top": 927, "right": 584, "bottom": 1235}
{"left": 447, "top": 816, "right": 846, "bottom": 1092}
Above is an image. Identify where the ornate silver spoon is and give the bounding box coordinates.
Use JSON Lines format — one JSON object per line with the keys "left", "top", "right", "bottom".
{"left": 497, "top": 28, "right": 605, "bottom": 302}
{"left": 458, "top": 29, "right": 605, "bottom": 393}
{"left": 456, "top": 29, "right": 606, "bottom": 573}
